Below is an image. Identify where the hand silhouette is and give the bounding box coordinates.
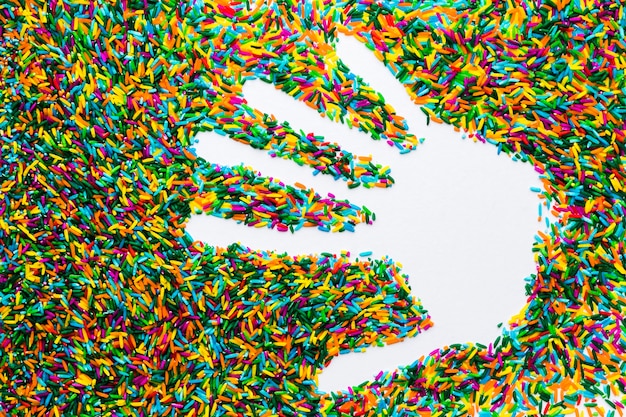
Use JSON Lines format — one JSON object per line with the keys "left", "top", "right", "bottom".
{"left": 188, "top": 34, "right": 551, "bottom": 393}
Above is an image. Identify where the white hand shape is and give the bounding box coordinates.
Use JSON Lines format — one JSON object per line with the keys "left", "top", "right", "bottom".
{"left": 187, "top": 35, "right": 553, "bottom": 393}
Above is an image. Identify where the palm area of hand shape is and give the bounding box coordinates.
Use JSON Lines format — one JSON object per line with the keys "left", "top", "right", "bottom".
{"left": 191, "top": 33, "right": 547, "bottom": 393}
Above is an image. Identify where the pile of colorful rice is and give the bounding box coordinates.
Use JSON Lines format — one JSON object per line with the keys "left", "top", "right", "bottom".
{"left": 1, "top": 0, "right": 625, "bottom": 416}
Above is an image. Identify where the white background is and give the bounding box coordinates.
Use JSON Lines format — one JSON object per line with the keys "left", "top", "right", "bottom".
{"left": 188, "top": 35, "right": 555, "bottom": 394}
